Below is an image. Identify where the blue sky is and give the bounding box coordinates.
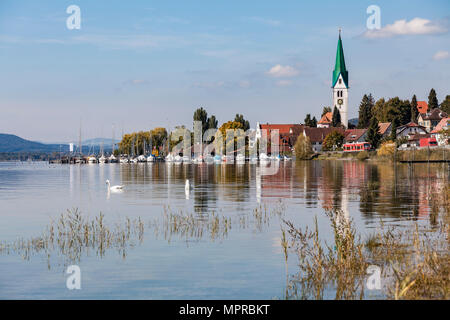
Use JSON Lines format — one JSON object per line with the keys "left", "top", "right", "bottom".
{"left": 0, "top": 0, "right": 449, "bottom": 142}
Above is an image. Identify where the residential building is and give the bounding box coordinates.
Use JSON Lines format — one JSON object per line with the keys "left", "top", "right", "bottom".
{"left": 303, "top": 127, "right": 345, "bottom": 152}
{"left": 396, "top": 122, "right": 427, "bottom": 138}
{"left": 417, "top": 108, "right": 448, "bottom": 132}
{"left": 377, "top": 122, "right": 392, "bottom": 138}
{"left": 317, "top": 112, "right": 332, "bottom": 128}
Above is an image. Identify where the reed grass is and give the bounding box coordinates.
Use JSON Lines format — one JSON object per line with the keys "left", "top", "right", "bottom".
{"left": 282, "top": 185, "right": 449, "bottom": 300}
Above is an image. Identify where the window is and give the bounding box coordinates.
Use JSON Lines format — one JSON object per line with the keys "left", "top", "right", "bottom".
{"left": 339, "top": 79, "right": 342, "bottom": 84}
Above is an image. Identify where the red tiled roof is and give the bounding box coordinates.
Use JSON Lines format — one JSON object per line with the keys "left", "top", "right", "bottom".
{"left": 260, "top": 124, "right": 303, "bottom": 135}
{"left": 431, "top": 117, "right": 450, "bottom": 133}
{"left": 303, "top": 127, "right": 345, "bottom": 143}
{"left": 378, "top": 122, "right": 391, "bottom": 135}
{"left": 417, "top": 101, "right": 428, "bottom": 114}
{"left": 318, "top": 112, "right": 332, "bottom": 124}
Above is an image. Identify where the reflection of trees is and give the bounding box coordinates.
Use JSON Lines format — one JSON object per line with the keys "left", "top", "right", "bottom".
{"left": 359, "top": 164, "right": 380, "bottom": 216}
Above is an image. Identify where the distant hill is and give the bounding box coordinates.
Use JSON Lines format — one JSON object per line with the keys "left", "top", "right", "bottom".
{"left": 82, "top": 138, "right": 120, "bottom": 146}
{"left": 349, "top": 118, "right": 358, "bottom": 127}
{"left": 0, "top": 133, "right": 69, "bottom": 153}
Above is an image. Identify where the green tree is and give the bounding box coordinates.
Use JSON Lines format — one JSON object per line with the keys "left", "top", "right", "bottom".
{"left": 322, "top": 106, "right": 332, "bottom": 117}
{"left": 428, "top": 88, "right": 439, "bottom": 110}
{"left": 322, "top": 130, "right": 345, "bottom": 151}
{"left": 234, "top": 114, "right": 250, "bottom": 131}
{"left": 411, "top": 94, "right": 418, "bottom": 123}
{"left": 440, "top": 95, "right": 450, "bottom": 114}
{"left": 332, "top": 106, "right": 341, "bottom": 127}
{"left": 372, "top": 98, "right": 385, "bottom": 122}
{"left": 294, "top": 134, "right": 313, "bottom": 160}
{"left": 367, "top": 117, "right": 382, "bottom": 149}
{"left": 207, "top": 115, "right": 218, "bottom": 129}
{"left": 193, "top": 107, "right": 209, "bottom": 134}
{"left": 389, "top": 120, "right": 397, "bottom": 142}
{"left": 311, "top": 116, "right": 317, "bottom": 127}
{"left": 357, "top": 94, "right": 374, "bottom": 128}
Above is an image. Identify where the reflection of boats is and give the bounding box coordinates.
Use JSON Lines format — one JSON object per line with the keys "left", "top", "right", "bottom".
{"left": 192, "top": 155, "right": 203, "bottom": 163}
{"left": 236, "top": 154, "right": 245, "bottom": 163}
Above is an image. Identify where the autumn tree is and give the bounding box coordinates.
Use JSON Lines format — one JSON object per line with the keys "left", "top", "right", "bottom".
{"left": 294, "top": 134, "right": 313, "bottom": 160}
{"left": 322, "top": 130, "right": 345, "bottom": 151}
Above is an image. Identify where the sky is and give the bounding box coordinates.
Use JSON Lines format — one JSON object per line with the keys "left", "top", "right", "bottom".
{"left": 0, "top": 0, "right": 449, "bottom": 142}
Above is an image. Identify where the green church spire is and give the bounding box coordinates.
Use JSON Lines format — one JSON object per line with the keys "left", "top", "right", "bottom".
{"left": 332, "top": 31, "right": 348, "bottom": 88}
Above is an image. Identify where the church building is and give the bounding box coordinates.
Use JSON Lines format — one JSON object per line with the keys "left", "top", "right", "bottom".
{"left": 332, "top": 31, "right": 349, "bottom": 128}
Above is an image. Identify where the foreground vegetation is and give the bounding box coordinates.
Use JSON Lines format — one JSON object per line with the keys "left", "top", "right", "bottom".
{"left": 282, "top": 186, "right": 449, "bottom": 300}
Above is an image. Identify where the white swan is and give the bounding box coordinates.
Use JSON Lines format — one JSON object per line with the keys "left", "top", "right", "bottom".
{"left": 106, "top": 179, "right": 124, "bottom": 192}
{"left": 185, "top": 179, "right": 193, "bottom": 192}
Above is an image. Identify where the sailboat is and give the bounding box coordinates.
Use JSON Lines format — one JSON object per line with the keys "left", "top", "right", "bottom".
{"left": 99, "top": 141, "right": 107, "bottom": 163}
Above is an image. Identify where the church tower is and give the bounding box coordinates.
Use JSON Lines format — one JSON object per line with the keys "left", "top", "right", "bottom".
{"left": 332, "top": 31, "right": 349, "bottom": 128}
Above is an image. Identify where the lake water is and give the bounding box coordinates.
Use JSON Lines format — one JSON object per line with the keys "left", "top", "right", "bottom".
{"left": 0, "top": 160, "right": 448, "bottom": 299}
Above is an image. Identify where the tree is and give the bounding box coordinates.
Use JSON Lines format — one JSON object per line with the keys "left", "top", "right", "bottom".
{"left": 207, "top": 115, "right": 218, "bottom": 129}
{"left": 322, "top": 130, "right": 345, "bottom": 151}
{"left": 234, "top": 114, "right": 250, "bottom": 131}
{"left": 357, "top": 94, "right": 374, "bottom": 128}
{"left": 294, "top": 134, "right": 313, "bottom": 160}
{"left": 322, "top": 106, "right": 332, "bottom": 117}
{"left": 193, "top": 107, "right": 209, "bottom": 134}
{"left": 367, "top": 117, "right": 382, "bottom": 149}
{"left": 440, "top": 95, "right": 450, "bottom": 114}
{"left": 389, "top": 120, "right": 397, "bottom": 142}
{"left": 428, "top": 88, "right": 438, "bottom": 110}
{"left": 332, "top": 106, "right": 341, "bottom": 127}
{"left": 311, "top": 116, "right": 317, "bottom": 127}
{"left": 411, "top": 94, "right": 419, "bottom": 123}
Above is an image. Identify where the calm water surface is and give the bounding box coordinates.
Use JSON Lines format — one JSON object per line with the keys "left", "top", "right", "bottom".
{"left": 0, "top": 160, "right": 447, "bottom": 299}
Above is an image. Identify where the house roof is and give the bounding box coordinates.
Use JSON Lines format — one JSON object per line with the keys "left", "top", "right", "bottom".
{"left": 431, "top": 117, "right": 450, "bottom": 133}
{"left": 318, "top": 112, "right": 333, "bottom": 124}
{"left": 378, "top": 122, "right": 391, "bottom": 135}
{"left": 417, "top": 101, "right": 428, "bottom": 114}
{"left": 422, "top": 108, "right": 448, "bottom": 121}
{"left": 344, "top": 129, "right": 367, "bottom": 142}
{"left": 332, "top": 34, "right": 348, "bottom": 88}
{"left": 260, "top": 124, "right": 303, "bottom": 135}
{"left": 303, "top": 127, "right": 345, "bottom": 143}
{"left": 396, "top": 122, "right": 427, "bottom": 134}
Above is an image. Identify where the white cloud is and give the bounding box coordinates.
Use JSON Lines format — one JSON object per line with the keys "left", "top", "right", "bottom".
{"left": 266, "top": 64, "right": 299, "bottom": 78}
{"left": 433, "top": 50, "right": 449, "bottom": 60}
{"left": 364, "top": 18, "right": 447, "bottom": 38}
